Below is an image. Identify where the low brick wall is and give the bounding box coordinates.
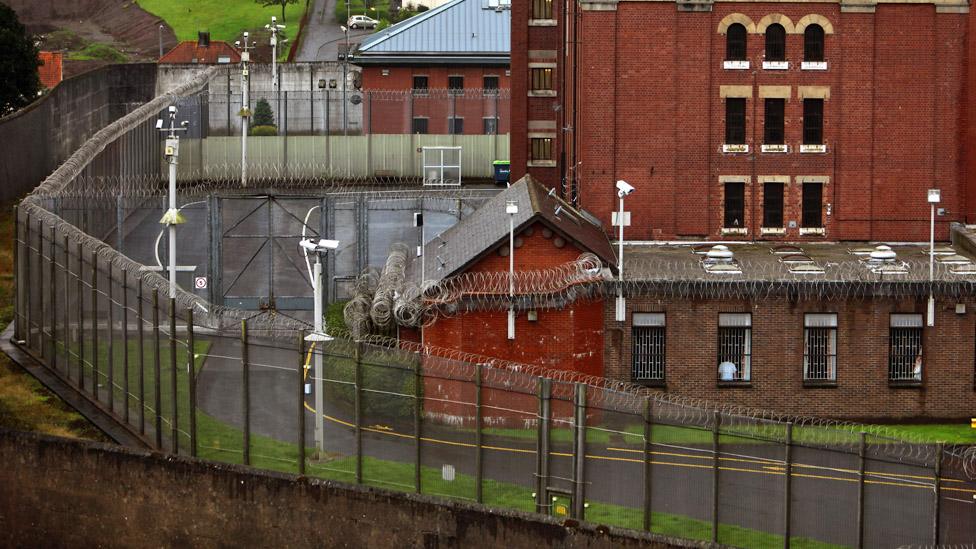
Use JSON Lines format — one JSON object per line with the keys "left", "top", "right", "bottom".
{"left": 0, "top": 429, "right": 705, "bottom": 548}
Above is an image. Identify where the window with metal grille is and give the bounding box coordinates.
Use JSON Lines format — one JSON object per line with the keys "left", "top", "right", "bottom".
{"left": 803, "top": 99, "right": 823, "bottom": 145}
{"left": 483, "top": 75, "right": 499, "bottom": 95}
{"left": 804, "top": 24, "right": 825, "bottom": 62}
{"left": 804, "top": 314, "right": 837, "bottom": 381}
{"left": 533, "top": 0, "right": 553, "bottom": 19}
{"left": 763, "top": 182, "right": 784, "bottom": 228}
{"left": 802, "top": 182, "right": 823, "bottom": 228}
{"left": 765, "top": 23, "right": 786, "bottom": 61}
{"left": 764, "top": 98, "right": 785, "bottom": 145}
{"left": 724, "top": 182, "right": 745, "bottom": 228}
{"left": 718, "top": 313, "right": 751, "bottom": 381}
{"left": 531, "top": 68, "right": 553, "bottom": 91}
{"left": 530, "top": 137, "right": 553, "bottom": 161}
{"left": 889, "top": 314, "right": 923, "bottom": 381}
{"left": 483, "top": 117, "right": 498, "bottom": 135}
{"left": 412, "top": 75, "right": 429, "bottom": 95}
{"left": 412, "top": 117, "right": 428, "bottom": 134}
{"left": 448, "top": 117, "right": 464, "bottom": 135}
{"left": 448, "top": 75, "right": 464, "bottom": 95}
{"left": 632, "top": 313, "right": 666, "bottom": 381}
{"left": 725, "top": 98, "right": 746, "bottom": 144}
{"left": 726, "top": 23, "right": 747, "bottom": 61}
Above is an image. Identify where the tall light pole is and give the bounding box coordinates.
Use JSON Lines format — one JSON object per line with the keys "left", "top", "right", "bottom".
{"left": 506, "top": 200, "right": 519, "bottom": 340}
{"left": 301, "top": 238, "right": 340, "bottom": 453}
{"left": 235, "top": 33, "right": 254, "bottom": 187}
{"left": 927, "top": 188, "right": 941, "bottom": 327}
{"left": 158, "top": 25, "right": 164, "bottom": 58}
{"left": 157, "top": 106, "right": 189, "bottom": 299}
{"left": 615, "top": 180, "right": 635, "bottom": 322}
{"left": 340, "top": 24, "right": 349, "bottom": 136}
{"left": 265, "top": 16, "right": 286, "bottom": 91}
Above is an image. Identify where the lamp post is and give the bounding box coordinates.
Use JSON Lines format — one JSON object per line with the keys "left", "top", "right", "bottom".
{"left": 506, "top": 200, "right": 519, "bottom": 340}
{"left": 928, "top": 188, "right": 941, "bottom": 327}
{"left": 340, "top": 24, "right": 349, "bottom": 136}
{"left": 301, "top": 238, "right": 340, "bottom": 452}
{"left": 236, "top": 33, "right": 254, "bottom": 187}
{"left": 615, "top": 180, "right": 634, "bottom": 322}
{"left": 265, "top": 17, "right": 286, "bottom": 91}
{"left": 158, "top": 25, "right": 164, "bottom": 58}
{"left": 157, "top": 106, "right": 189, "bottom": 299}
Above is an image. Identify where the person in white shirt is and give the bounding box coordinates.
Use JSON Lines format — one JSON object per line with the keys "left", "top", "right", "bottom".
{"left": 718, "top": 361, "right": 738, "bottom": 381}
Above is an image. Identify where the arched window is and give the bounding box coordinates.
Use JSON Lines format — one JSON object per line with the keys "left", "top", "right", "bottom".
{"left": 804, "top": 24, "right": 824, "bottom": 62}
{"left": 765, "top": 23, "right": 786, "bottom": 61}
{"left": 726, "top": 24, "right": 747, "bottom": 61}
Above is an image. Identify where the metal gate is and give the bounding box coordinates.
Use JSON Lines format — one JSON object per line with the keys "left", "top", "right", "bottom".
{"left": 217, "top": 196, "right": 324, "bottom": 310}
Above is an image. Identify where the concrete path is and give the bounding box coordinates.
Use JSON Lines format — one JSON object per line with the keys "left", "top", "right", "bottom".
{"left": 295, "top": 0, "right": 375, "bottom": 62}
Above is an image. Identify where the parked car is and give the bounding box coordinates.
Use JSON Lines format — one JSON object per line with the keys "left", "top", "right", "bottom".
{"left": 347, "top": 15, "right": 379, "bottom": 29}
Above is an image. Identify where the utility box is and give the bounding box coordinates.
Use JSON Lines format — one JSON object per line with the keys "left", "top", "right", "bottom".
{"left": 493, "top": 160, "right": 510, "bottom": 184}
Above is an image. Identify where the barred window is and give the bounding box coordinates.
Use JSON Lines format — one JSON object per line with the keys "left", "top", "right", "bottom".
{"left": 889, "top": 314, "right": 923, "bottom": 381}
{"left": 531, "top": 68, "right": 553, "bottom": 91}
{"left": 725, "top": 98, "right": 746, "bottom": 144}
{"left": 533, "top": 0, "right": 553, "bottom": 19}
{"left": 448, "top": 117, "right": 464, "bottom": 135}
{"left": 530, "top": 137, "right": 553, "bottom": 161}
{"left": 724, "top": 182, "right": 745, "bottom": 228}
{"left": 412, "top": 75, "right": 429, "bottom": 95}
{"left": 764, "top": 98, "right": 785, "bottom": 145}
{"left": 763, "top": 182, "right": 784, "bottom": 228}
{"left": 483, "top": 75, "right": 499, "bottom": 95}
{"left": 412, "top": 117, "right": 428, "bottom": 135}
{"left": 448, "top": 75, "right": 464, "bottom": 95}
{"left": 726, "top": 23, "right": 747, "bottom": 61}
{"left": 718, "top": 313, "right": 751, "bottom": 382}
{"left": 802, "top": 182, "right": 823, "bottom": 228}
{"left": 632, "top": 313, "right": 666, "bottom": 381}
{"left": 804, "top": 314, "right": 837, "bottom": 381}
{"left": 803, "top": 99, "right": 824, "bottom": 145}
{"left": 765, "top": 23, "right": 786, "bottom": 62}
{"left": 804, "top": 24, "right": 825, "bottom": 62}
{"left": 483, "top": 117, "right": 498, "bottom": 135}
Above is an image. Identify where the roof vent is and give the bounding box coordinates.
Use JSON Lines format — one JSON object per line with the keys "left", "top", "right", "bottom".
{"left": 868, "top": 245, "right": 896, "bottom": 263}
{"left": 198, "top": 32, "right": 211, "bottom": 48}
{"left": 705, "top": 245, "right": 733, "bottom": 262}
{"left": 702, "top": 245, "right": 742, "bottom": 274}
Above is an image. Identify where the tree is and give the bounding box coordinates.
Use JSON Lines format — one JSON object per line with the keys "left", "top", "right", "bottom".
{"left": 252, "top": 98, "right": 275, "bottom": 127}
{"left": 256, "top": 0, "right": 298, "bottom": 22}
{"left": 0, "top": 3, "right": 40, "bottom": 115}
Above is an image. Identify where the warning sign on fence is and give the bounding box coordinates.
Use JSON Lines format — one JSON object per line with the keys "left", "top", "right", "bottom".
{"left": 194, "top": 277, "right": 207, "bottom": 289}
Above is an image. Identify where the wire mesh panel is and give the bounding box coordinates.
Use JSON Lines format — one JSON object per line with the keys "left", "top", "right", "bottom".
{"left": 193, "top": 329, "right": 246, "bottom": 464}
{"left": 307, "top": 338, "right": 358, "bottom": 483}
{"left": 862, "top": 434, "right": 935, "bottom": 547}
{"left": 789, "top": 444, "right": 860, "bottom": 547}
{"left": 246, "top": 335, "right": 302, "bottom": 473}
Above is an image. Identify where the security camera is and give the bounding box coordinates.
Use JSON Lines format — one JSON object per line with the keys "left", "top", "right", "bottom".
{"left": 271, "top": 16, "right": 277, "bottom": 24}
{"left": 168, "top": 105, "right": 177, "bottom": 114}
{"left": 234, "top": 41, "right": 241, "bottom": 47}
{"left": 244, "top": 31, "right": 249, "bottom": 38}
{"left": 299, "top": 238, "right": 340, "bottom": 253}
{"left": 181, "top": 120, "right": 190, "bottom": 127}
{"left": 616, "top": 180, "right": 635, "bottom": 197}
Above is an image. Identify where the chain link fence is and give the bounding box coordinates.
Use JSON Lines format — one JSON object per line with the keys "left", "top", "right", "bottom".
{"left": 9, "top": 66, "right": 976, "bottom": 549}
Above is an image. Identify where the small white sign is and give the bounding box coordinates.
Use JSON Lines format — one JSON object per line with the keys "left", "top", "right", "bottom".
{"left": 611, "top": 211, "right": 631, "bottom": 227}
{"left": 442, "top": 464, "right": 455, "bottom": 481}
{"left": 194, "top": 277, "right": 208, "bottom": 289}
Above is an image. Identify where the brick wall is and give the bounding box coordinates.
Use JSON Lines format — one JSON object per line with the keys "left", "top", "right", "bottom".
{"left": 514, "top": 1, "right": 968, "bottom": 243}
{"left": 605, "top": 294, "right": 976, "bottom": 420}
{"left": 0, "top": 429, "right": 701, "bottom": 549}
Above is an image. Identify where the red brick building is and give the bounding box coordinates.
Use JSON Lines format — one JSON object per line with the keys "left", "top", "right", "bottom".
{"left": 159, "top": 33, "right": 241, "bottom": 65}
{"left": 512, "top": 0, "right": 971, "bottom": 243}
{"left": 354, "top": 0, "right": 511, "bottom": 135}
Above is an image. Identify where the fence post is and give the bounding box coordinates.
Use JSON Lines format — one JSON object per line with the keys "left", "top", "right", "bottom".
{"left": 354, "top": 341, "right": 363, "bottom": 484}
{"left": 137, "top": 278, "right": 145, "bottom": 435}
{"left": 24, "top": 212, "right": 31, "bottom": 349}
{"left": 121, "top": 269, "right": 129, "bottom": 425}
{"left": 857, "top": 431, "right": 865, "bottom": 549}
{"left": 153, "top": 289, "right": 162, "bottom": 449}
{"left": 933, "top": 442, "right": 942, "bottom": 545}
{"left": 12, "top": 205, "right": 19, "bottom": 343}
{"left": 711, "top": 409, "right": 720, "bottom": 544}
{"left": 106, "top": 262, "right": 114, "bottom": 413}
{"left": 783, "top": 422, "right": 793, "bottom": 549}
{"left": 63, "top": 234, "right": 70, "bottom": 381}
{"left": 242, "top": 319, "right": 250, "bottom": 466}
{"left": 572, "top": 383, "right": 587, "bottom": 520}
{"left": 38, "top": 219, "right": 45, "bottom": 356}
{"left": 91, "top": 249, "right": 99, "bottom": 401}
{"left": 187, "top": 308, "right": 196, "bottom": 458}
{"left": 413, "top": 355, "right": 422, "bottom": 493}
{"left": 169, "top": 298, "right": 179, "bottom": 454}
{"left": 643, "top": 396, "right": 652, "bottom": 532}
{"left": 77, "top": 242, "right": 85, "bottom": 392}
{"left": 535, "top": 378, "right": 551, "bottom": 514}
{"left": 298, "top": 331, "right": 306, "bottom": 476}
{"left": 49, "top": 225, "right": 57, "bottom": 371}
{"left": 475, "top": 362, "right": 483, "bottom": 504}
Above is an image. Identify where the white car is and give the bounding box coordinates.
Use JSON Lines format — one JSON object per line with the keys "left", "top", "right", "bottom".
{"left": 347, "top": 15, "right": 378, "bottom": 29}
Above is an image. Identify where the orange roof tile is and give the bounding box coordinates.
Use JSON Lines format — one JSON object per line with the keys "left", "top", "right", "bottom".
{"left": 37, "top": 51, "right": 63, "bottom": 89}
{"left": 159, "top": 41, "right": 241, "bottom": 64}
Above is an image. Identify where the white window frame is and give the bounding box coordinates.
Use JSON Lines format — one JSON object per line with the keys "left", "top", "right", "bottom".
{"left": 632, "top": 313, "right": 666, "bottom": 382}
{"left": 718, "top": 313, "right": 752, "bottom": 382}
{"left": 803, "top": 314, "right": 837, "bottom": 381}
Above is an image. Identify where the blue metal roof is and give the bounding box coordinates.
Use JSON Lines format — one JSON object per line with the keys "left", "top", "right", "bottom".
{"left": 356, "top": 0, "right": 510, "bottom": 59}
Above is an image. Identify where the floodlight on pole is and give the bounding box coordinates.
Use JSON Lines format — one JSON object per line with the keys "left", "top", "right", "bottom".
{"left": 265, "top": 16, "right": 286, "bottom": 91}
{"left": 928, "top": 188, "right": 940, "bottom": 327}
{"left": 238, "top": 32, "right": 254, "bottom": 187}
{"left": 157, "top": 105, "right": 189, "bottom": 300}
{"left": 615, "top": 180, "right": 634, "bottom": 322}
{"left": 341, "top": 23, "right": 349, "bottom": 136}
{"left": 299, "top": 237, "right": 340, "bottom": 452}
{"left": 506, "top": 201, "right": 518, "bottom": 340}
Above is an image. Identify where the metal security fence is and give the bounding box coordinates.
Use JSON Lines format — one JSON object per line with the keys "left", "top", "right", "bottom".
{"left": 8, "top": 66, "right": 976, "bottom": 549}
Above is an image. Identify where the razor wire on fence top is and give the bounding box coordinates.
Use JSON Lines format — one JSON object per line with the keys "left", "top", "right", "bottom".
{"left": 8, "top": 64, "right": 976, "bottom": 547}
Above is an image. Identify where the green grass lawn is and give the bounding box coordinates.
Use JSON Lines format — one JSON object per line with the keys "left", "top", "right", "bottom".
{"left": 137, "top": 0, "right": 307, "bottom": 43}
{"left": 877, "top": 423, "right": 976, "bottom": 444}
{"left": 335, "top": 0, "right": 391, "bottom": 25}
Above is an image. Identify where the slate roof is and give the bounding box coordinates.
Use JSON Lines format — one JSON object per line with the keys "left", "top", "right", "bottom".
{"left": 409, "top": 176, "right": 617, "bottom": 283}
{"left": 355, "top": 0, "right": 510, "bottom": 65}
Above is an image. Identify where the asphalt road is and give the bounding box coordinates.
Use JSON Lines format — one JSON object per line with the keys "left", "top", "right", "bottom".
{"left": 295, "top": 0, "right": 375, "bottom": 62}
{"left": 194, "top": 335, "right": 976, "bottom": 548}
